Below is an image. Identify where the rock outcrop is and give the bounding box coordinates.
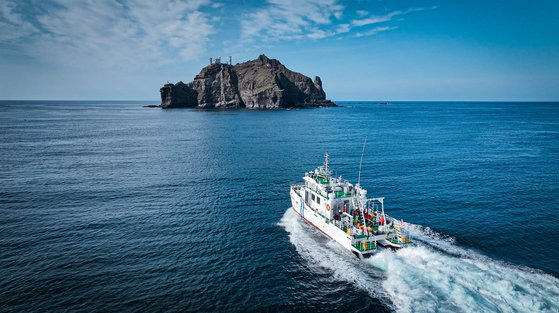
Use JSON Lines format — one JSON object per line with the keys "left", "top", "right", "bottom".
{"left": 159, "top": 54, "right": 336, "bottom": 109}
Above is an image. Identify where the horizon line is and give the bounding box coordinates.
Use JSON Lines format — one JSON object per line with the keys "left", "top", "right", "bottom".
{"left": 1, "top": 99, "right": 558, "bottom": 103}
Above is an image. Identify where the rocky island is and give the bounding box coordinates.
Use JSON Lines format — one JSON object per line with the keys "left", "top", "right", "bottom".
{"left": 159, "top": 54, "right": 336, "bottom": 109}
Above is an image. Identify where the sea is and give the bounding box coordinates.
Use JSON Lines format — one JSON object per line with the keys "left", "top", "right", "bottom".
{"left": 1, "top": 101, "right": 558, "bottom": 312}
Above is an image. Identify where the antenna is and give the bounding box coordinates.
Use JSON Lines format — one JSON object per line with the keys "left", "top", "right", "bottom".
{"left": 357, "top": 137, "right": 367, "bottom": 185}
{"left": 324, "top": 151, "right": 329, "bottom": 173}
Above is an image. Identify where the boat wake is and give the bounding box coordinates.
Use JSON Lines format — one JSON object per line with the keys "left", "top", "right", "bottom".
{"left": 279, "top": 208, "right": 559, "bottom": 313}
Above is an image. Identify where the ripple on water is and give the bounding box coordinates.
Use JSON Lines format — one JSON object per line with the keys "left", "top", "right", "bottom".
{"left": 280, "top": 208, "right": 559, "bottom": 313}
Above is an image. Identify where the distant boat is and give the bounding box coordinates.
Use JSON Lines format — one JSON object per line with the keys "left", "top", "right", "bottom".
{"left": 289, "top": 152, "right": 412, "bottom": 258}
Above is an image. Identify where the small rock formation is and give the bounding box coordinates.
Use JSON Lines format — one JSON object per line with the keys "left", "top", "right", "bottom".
{"left": 159, "top": 54, "right": 336, "bottom": 109}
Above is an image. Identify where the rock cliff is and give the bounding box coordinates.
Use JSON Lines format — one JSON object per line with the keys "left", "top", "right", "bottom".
{"left": 159, "top": 54, "right": 336, "bottom": 109}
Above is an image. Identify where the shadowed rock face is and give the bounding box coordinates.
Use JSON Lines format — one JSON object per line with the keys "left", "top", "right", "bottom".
{"left": 159, "top": 81, "right": 198, "bottom": 108}
{"left": 159, "top": 54, "right": 336, "bottom": 109}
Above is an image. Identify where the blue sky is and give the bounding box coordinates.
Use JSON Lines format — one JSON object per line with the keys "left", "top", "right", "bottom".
{"left": 1, "top": 0, "right": 558, "bottom": 101}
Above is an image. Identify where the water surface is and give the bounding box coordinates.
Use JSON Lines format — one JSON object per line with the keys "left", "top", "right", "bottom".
{"left": 1, "top": 101, "right": 558, "bottom": 312}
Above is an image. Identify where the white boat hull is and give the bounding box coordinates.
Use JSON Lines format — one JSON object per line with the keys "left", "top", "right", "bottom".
{"left": 290, "top": 187, "right": 379, "bottom": 257}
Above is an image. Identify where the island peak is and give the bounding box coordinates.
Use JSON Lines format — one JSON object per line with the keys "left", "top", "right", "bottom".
{"left": 159, "top": 55, "right": 336, "bottom": 109}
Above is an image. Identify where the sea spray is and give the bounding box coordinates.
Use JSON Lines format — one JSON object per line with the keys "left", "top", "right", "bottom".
{"left": 278, "top": 208, "right": 390, "bottom": 303}
{"left": 280, "top": 208, "right": 559, "bottom": 313}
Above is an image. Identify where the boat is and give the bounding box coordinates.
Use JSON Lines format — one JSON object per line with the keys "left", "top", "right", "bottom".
{"left": 289, "top": 151, "right": 412, "bottom": 258}
{"left": 377, "top": 219, "right": 411, "bottom": 248}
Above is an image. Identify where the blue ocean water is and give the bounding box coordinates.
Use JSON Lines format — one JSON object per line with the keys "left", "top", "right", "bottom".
{"left": 1, "top": 101, "right": 558, "bottom": 312}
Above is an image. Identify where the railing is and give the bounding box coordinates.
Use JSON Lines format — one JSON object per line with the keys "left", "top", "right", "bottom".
{"left": 353, "top": 240, "right": 377, "bottom": 252}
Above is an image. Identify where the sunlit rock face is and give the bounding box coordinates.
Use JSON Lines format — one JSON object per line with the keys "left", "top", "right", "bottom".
{"left": 159, "top": 54, "right": 336, "bottom": 109}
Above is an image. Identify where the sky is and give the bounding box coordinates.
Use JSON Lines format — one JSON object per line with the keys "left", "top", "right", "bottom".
{"left": 0, "top": 0, "right": 558, "bottom": 101}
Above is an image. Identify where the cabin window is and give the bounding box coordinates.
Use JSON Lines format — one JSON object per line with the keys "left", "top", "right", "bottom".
{"left": 317, "top": 197, "right": 321, "bottom": 204}
{"left": 312, "top": 194, "right": 315, "bottom": 201}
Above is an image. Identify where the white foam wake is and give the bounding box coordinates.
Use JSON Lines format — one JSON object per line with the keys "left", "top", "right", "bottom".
{"left": 278, "top": 207, "right": 389, "bottom": 302}
{"left": 280, "top": 208, "right": 559, "bottom": 313}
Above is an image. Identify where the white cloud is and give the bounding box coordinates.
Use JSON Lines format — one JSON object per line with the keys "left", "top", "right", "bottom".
{"left": 0, "top": 0, "right": 214, "bottom": 68}
{"left": 353, "top": 26, "right": 397, "bottom": 38}
{"left": 0, "top": 1, "right": 38, "bottom": 41}
{"left": 336, "top": 23, "right": 351, "bottom": 34}
{"left": 356, "top": 10, "right": 368, "bottom": 17}
{"left": 351, "top": 13, "right": 395, "bottom": 27}
{"left": 241, "top": 1, "right": 435, "bottom": 43}
{"left": 1, "top": 1, "right": 437, "bottom": 69}
{"left": 241, "top": 0, "right": 344, "bottom": 42}
{"left": 351, "top": 7, "right": 433, "bottom": 27}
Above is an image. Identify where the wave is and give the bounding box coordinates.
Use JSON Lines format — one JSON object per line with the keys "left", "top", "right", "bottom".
{"left": 278, "top": 207, "right": 390, "bottom": 302}
{"left": 279, "top": 208, "right": 559, "bottom": 313}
